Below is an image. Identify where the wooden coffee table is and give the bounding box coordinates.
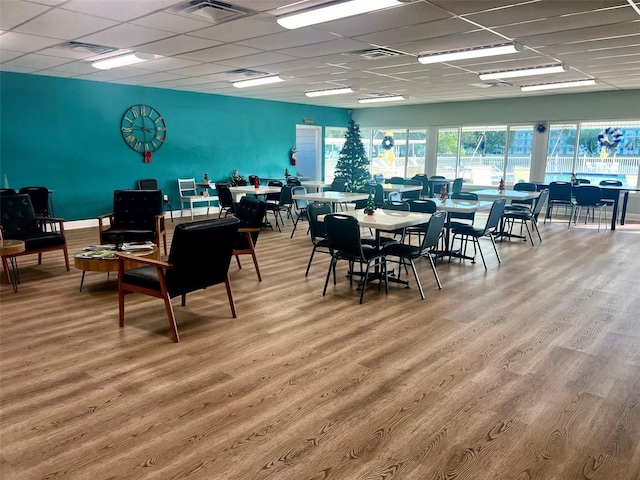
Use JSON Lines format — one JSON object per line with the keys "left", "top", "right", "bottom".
{"left": 74, "top": 245, "right": 158, "bottom": 291}
{"left": 1, "top": 239, "right": 26, "bottom": 293}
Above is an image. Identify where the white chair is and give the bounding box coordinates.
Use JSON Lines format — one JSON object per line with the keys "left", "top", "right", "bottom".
{"left": 177, "top": 178, "right": 217, "bottom": 220}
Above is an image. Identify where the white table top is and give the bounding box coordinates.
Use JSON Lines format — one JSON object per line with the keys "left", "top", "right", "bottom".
{"left": 292, "top": 191, "right": 370, "bottom": 202}
{"left": 471, "top": 189, "right": 540, "bottom": 200}
{"left": 431, "top": 198, "right": 494, "bottom": 213}
{"left": 381, "top": 183, "right": 423, "bottom": 193}
{"left": 229, "top": 185, "right": 282, "bottom": 196}
{"left": 301, "top": 180, "right": 332, "bottom": 188}
{"left": 327, "top": 209, "right": 432, "bottom": 230}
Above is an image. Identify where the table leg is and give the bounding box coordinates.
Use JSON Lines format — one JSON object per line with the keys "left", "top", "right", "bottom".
{"left": 620, "top": 191, "right": 630, "bottom": 226}
{"left": 79, "top": 271, "right": 86, "bottom": 292}
{"left": 6, "top": 255, "right": 21, "bottom": 293}
{"left": 610, "top": 194, "right": 619, "bottom": 231}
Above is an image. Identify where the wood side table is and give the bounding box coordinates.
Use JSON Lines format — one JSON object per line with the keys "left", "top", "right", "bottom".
{"left": 1, "top": 239, "right": 26, "bottom": 293}
{"left": 74, "top": 245, "right": 159, "bottom": 291}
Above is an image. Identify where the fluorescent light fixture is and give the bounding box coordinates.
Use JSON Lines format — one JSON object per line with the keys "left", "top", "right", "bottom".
{"left": 232, "top": 75, "right": 284, "bottom": 88}
{"left": 520, "top": 79, "right": 596, "bottom": 92}
{"left": 479, "top": 64, "right": 567, "bottom": 81}
{"left": 358, "top": 95, "right": 405, "bottom": 104}
{"left": 92, "top": 52, "right": 155, "bottom": 70}
{"left": 628, "top": 0, "right": 640, "bottom": 16}
{"left": 305, "top": 87, "right": 354, "bottom": 97}
{"left": 418, "top": 43, "right": 522, "bottom": 65}
{"left": 277, "top": 0, "right": 402, "bottom": 29}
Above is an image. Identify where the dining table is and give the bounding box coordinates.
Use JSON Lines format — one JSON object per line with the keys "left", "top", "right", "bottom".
{"left": 228, "top": 185, "right": 282, "bottom": 202}
{"left": 381, "top": 183, "right": 423, "bottom": 195}
{"left": 292, "top": 190, "right": 370, "bottom": 211}
{"left": 471, "top": 188, "right": 540, "bottom": 201}
{"left": 322, "top": 208, "right": 433, "bottom": 289}
{"left": 573, "top": 184, "right": 640, "bottom": 231}
{"left": 301, "top": 180, "right": 332, "bottom": 192}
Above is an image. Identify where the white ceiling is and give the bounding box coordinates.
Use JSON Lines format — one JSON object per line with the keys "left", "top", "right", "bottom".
{"left": 1, "top": 0, "right": 639, "bottom": 108}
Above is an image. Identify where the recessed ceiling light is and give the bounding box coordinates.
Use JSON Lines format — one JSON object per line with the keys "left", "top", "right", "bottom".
{"left": 520, "top": 79, "right": 596, "bottom": 92}
{"left": 277, "top": 0, "right": 404, "bottom": 29}
{"left": 232, "top": 75, "right": 284, "bottom": 88}
{"left": 305, "top": 87, "right": 354, "bottom": 97}
{"left": 479, "top": 64, "right": 567, "bottom": 81}
{"left": 92, "top": 52, "right": 156, "bottom": 70}
{"left": 418, "top": 43, "right": 522, "bottom": 65}
{"left": 358, "top": 95, "right": 405, "bottom": 104}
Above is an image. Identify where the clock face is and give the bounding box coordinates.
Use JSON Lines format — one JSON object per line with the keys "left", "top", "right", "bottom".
{"left": 120, "top": 104, "right": 166, "bottom": 153}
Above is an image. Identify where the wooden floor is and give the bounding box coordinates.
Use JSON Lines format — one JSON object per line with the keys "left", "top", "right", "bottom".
{"left": 1, "top": 211, "right": 639, "bottom": 480}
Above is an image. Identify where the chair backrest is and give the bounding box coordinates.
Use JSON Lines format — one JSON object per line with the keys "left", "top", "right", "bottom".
{"left": 112, "top": 190, "right": 163, "bottom": 230}
{"left": 354, "top": 186, "right": 374, "bottom": 209}
{"left": 382, "top": 200, "right": 410, "bottom": 211}
{"left": 266, "top": 180, "right": 282, "bottom": 201}
{"left": 412, "top": 174, "right": 430, "bottom": 196}
{"left": 215, "top": 182, "right": 235, "bottom": 211}
{"left": 420, "top": 211, "right": 447, "bottom": 252}
{"left": 388, "top": 191, "right": 402, "bottom": 202}
{"left": 18, "top": 186, "right": 49, "bottom": 216}
{"left": 576, "top": 178, "right": 591, "bottom": 184}
{"left": 165, "top": 217, "right": 240, "bottom": 298}
{"left": 329, "top": 178, "right": 346, "bottom": 192}
{"left": 531, "top": 188, "right": 549, "bottom": 218}
{"left": 387, "top": 176, "right": 405, "bottom": 185}
{"left": 291, "top": 186, "right": 308, "bottom": 209}
{"left": 0, "top": 188, "right": 16, "bottom": 196}
{"left": 286, "top": 177, "right": 301, "bottom": 186}
{"left": 514, "top": 182, "right": 536, "bottom": 191}
{"left": 0, "top": 194, "right": 39, "bottom": 235}
{"left": 599, "top": 180, "right": 622, "bottom": 187}
{"left": 430, "top": 176, "right": 449, "bottom": 194}
{"left": 402, "top": 179, "right": 422, "bottom": 199}
{"left": 307, "top": 202, "right": 332, "bottom": 241}
{"left": 178, "top": 178, "right": 197, "bottom": 197}
{"left": 279, "top": 185, "right": 293, "bottom": 206}
{"left": 452, "top": 178, "right": 464, "bottom": 194}
{"left": 363, "top": 182, "right": 384, "bottom": 206}
{"left": 248, "top": 175, "right": 260, "bottom": 186}
{"left": 235, "top": 196, "right": 267, "bottom": 245}
{"left": 137, "top": 178, "right": 158, "bottom": 190}
{"left": 325, "top": 214, "right": 365, "bottom": 259}
{"left": 548, "top": 181, "right": 573, "bottom": 202}
{"left": 408, "top": 199, "right": 437, "bottom": 213}
{"left": 373, "top": 173, "right": 385, "bottom": 184}
{"left": 450, "top": 192, "right": 478, "bottom": 221}
{"left": 573, "top": 185, "right": 602, "bottom": 206}
{"left": 483, "top": 198, "right": 507, "bottom": 234}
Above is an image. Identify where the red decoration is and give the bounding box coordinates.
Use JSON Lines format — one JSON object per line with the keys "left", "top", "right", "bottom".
{"left": 439, "top": 183, "right": 447, "bottom": 200}
{"left": 143, "top": 151, "right": 152, "bottom": 163}
{"left": 498, "top": 177, "right": 505, "bottom": 193}
{"left": 254, "top": 177, "right": 260, "bottom": 188}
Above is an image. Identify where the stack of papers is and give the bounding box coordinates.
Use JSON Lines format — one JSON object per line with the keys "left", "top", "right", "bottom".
{"left": 120, "top": 242, "right": 156, "bottom": 251}
{"left": 77, "top": 246, "right": 117, "bottom": 259}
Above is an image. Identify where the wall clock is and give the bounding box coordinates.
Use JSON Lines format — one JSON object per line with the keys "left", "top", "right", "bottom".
{"left": 120, "top": 104, "right": 166, "bottom": 162}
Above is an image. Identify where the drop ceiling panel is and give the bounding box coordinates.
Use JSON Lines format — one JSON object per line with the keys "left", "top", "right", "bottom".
{"left": 178, "top": 44, "right": 262, "bottom": 62}
{"left": 131, "top": 11, "right": 213, "bottom": 33}
{"left": 277, "top": 38, "right": 377, "bottom": 59}
{"left": 138, "top": 35, "right": 222, "bottom": 56}
{"left": 189, "top": 14, "right": 285, "bottom": 42}
{"left": 14, "top": 9, "right": 118, "bottom": 40}
{"left": 0, "top": 1, "right": 52, "bottom": 30}
{"left": 217, "top": 51, "right": 298, "bottom": 69}
{"left": 0, "top": 32, "right": 63, "bottom": 53}
{"left": 79, "top": 24, "right": 176, "bottom": 49}
{"left": 61, "top": 0, "right": 179, "bottom": 22}
{"left": 3, "top": 52, "right": 72, "bottom": 69}
{"left": 237, "top": 29, "right": 339, "bottom": 50}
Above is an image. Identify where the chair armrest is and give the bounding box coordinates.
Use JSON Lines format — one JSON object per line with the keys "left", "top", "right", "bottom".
{"left": 115, "top": 252, "right": 172, "bottom": 269}
{"left": 37, "top": 217, "right": 66, "bottom": 234}
{"left": 238, "top": 227, "right": 260, "bottom": 233}
{"left": 97, "top": 213, "right": 114, "bottom": 233}
{"left": 155, "top": 213, "right": 165, "bottom": 232}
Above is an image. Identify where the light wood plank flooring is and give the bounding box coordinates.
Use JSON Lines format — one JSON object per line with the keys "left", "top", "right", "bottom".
{"left": 1, "top": 211, "right": 639, "bottom": 479}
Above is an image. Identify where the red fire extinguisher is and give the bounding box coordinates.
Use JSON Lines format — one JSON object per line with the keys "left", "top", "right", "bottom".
{"left": 289, "top": 147, "right": 297, "bottom": 166}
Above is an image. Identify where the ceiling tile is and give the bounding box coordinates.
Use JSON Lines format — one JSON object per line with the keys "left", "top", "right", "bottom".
{"left": 14, "top": 8, "right": 118, "bottom": 40}
{"left": 61, "top": 0, "right": 180, "bottom": 22}
{"left": 138, "top": 35, "right": 221, "bottom": 56}
{"left": 0, "top": 1, "right": 52, "bottom": 30}
{"left": 78, "top": 23, "right": 176, "bottom": 49}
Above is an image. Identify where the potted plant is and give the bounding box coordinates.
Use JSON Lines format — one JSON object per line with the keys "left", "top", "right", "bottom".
{"left": 230, "top": 169, "right": 247, "bottom": 186}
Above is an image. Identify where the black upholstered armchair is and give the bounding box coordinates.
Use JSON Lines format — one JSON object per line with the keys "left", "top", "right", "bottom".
{"left": 117, "top": 217, "right": 241, "bottom": 343}
{"left": 233, "top": 196, "right": 267, "bottom": 281}
{"left": 98, "top": 189, "right": 168, "bottom": 254}
{"left": 0, "top": 194, "right": 69, "bottom": 283}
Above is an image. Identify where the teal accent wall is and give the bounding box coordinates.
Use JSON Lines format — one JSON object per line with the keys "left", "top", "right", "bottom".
{"left": 0, "top": 72, "right": 350, "bottom": 220}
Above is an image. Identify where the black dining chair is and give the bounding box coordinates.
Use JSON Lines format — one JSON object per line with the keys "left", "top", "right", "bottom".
{"left": 137, "top": 178, "right": 173, "bottom": 222}
{"left": 323, "top": 214, "right": 388, "bottom": 304}
{"left": 382, "top": 211, "right": 447, "bottom": 298}
{"left": 545, "top": 181, "right": 575, "bottom": 223}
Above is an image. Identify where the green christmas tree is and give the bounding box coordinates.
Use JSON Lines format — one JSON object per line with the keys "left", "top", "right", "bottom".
{"left": 364, "top": 193, "right": 376, "bottom": 213}
{"left": 334, "top": 119, "right": 370, "bottom": 192}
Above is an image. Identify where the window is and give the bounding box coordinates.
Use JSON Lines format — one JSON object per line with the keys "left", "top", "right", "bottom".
{"left": 506, "top": 126, "right": 534, "bottom": 184}
{"left": 545, "top": 121, "right": 640, "bottom": 186}
{"left": 436, "top": 128, "right": 458, "bottom": 177}
{"left": 370, "top": 129, "right": 407, "bottom": 179}
{"left": 324, "top": 126, "right": 346, "bottom": 182}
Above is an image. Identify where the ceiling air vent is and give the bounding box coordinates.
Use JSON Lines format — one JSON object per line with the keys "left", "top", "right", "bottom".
{"left": 57, "top": 42, "right": 119, "bottom": 56}
{"left": 168, "top": 0, "right": 250, "bottom": 23}
{"left": 354, "top": 48, "right": 404, "bottom": 60}
{"left": 227, "top": 69, "right": 265, "bottom": 77}
{"left": 471, "top": 81, "right": 513, "bottom": 88}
